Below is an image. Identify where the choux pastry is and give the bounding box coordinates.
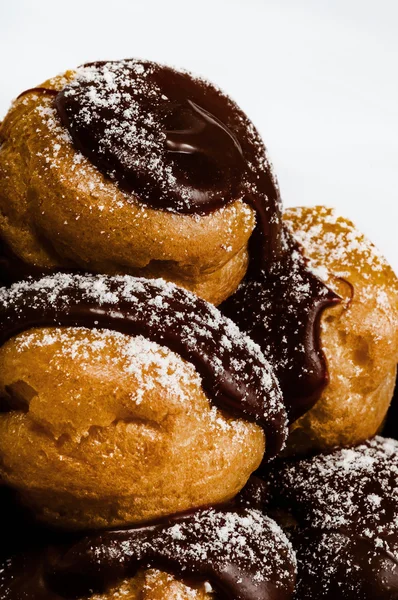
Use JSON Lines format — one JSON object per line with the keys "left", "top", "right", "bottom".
{"left": 282, "top": 206, "right": 398, "bottom": 454}
{"left": 1, "top": 56, "right": 397, "bottom": 599}
{"left": 0, "top": 273, "right": 286, "bottom": 530}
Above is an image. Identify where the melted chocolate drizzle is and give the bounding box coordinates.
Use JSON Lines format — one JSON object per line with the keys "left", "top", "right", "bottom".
{"left": 0, "top": 273, "right": 287, "bottom": 458}
{"left": 0, "top": 479, "right": 296, "bottom": 600}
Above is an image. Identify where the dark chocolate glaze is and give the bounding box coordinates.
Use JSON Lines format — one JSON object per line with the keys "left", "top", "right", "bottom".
{"left": 0, "top": 479, "right": 297, "bottom": 600}
{"left": 266, "top": 437, "right": 398, "bottom": 599}
{"left": 55, "top": 60, "right": 267, "bottom": 218}
{"left": 0, "top": 273, "right": 287, "bottom": 458}
{"left": 292, "top": 529, "right": 398, "bottom": 600}
{"left": 221, "top": 232, "right": 340, "bottom": 422}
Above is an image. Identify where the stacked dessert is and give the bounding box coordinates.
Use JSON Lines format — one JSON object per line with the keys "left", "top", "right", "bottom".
{"left": 0, "top": 59, "right": 396, "bottom": 599}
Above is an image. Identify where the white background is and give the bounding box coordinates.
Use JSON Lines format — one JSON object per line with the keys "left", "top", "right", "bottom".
{"left": 1, "top": 0, "right": 397, "bottom": 271}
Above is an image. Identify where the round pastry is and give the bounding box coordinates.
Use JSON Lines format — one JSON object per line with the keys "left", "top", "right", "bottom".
{"left": 0, "top": 60, "right": 260, "bottom": 304}
{"left": 0, "top": 481, "right": 297, "bottom": 600}
{"left": 266, "top": 436, "right": 398, "bottom": 599}
{"left": 0, "top": 273, "right": 287, "bottom": 530}
{"left": 279, "top": 206, "right": 398, "bottom": 454}
{"left": 0, "top": 58, "right": 343, "bottom": 431}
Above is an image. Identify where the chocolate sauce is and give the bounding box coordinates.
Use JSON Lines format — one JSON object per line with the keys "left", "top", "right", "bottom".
{"left": 56, "top": 60, "right": 257, "bottom": 217}
{"left": 17, "top": 87, "right": 58, "bottom": 101}
{"left": 221, "top": 233, "right": 340, "bottom": 422}
{"left": 267, "top": 437, "right": 398, "bottom": 598}
{"left": 0, "top": 479, "right": 296, "bottom": 600}
{"left": 53, "top": 60, "right": 339, "bottom": 421}
{"left": 0, "top": 274, "right": 287, "bottom": 458}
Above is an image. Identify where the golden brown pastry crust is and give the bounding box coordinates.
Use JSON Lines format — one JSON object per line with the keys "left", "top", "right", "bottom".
{"left": 0, "top": 74, "right": 255, "bottom": 305}
{"left": 0, "top": 327, "right": 264, "bottom": 530}
{"left": 284, "top": 206, "right": 398, "bottom": 454}
{"left": 88, "top": 570, "right": 213, "bottom": 600}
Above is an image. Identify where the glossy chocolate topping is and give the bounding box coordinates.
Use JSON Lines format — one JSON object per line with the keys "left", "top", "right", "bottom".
{"left": 0, "top": 273, "right": 287, "bottom": 458}
{"left": 55, "top": 60, "right": 273, "bottom": 218}
{"left": 53, "top": 59, "right": 338, "bottom": 420}
{"left": 0, "top": 480, "right": 296, "bottom": 600}
{"left": 221, "top": 231, "right": 340, "bottom": 422}
{"left": 267, "top": 437, "right": 398, "bottom": 599}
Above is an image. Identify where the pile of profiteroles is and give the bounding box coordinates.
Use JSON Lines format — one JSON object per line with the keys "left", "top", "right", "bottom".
{"left": 0, "top": 59, "right": 397, "bottom": 600}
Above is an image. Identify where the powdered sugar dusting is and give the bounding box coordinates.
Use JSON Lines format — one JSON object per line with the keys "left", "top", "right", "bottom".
{"left": 69, "top": 506, "right": 296, "bottom": 597}
{"left": 25, "top": 58, "right": 280, "bottom": 227}
{"left": 270, "top": 436, "right": 398, "bottom": 595}
{"left": 284, "top": 206, "right": 393, "bottom": 292}
{"left": 119, "top": 508, "right": 296, "bottom": 587}
{"left": 0, "top": 273, "right": 287, "bottom": 454}
{"left": 61, "top": 61, "right": 187, "bottom": 209}
{"left": 0, "top": 506, "right": 296, "bottom": 598}
{"left": 15, "top": 328, "right": 203, "bottom": 407}
{"left": 55, "top": 59, "right": 281, "bottom": 216}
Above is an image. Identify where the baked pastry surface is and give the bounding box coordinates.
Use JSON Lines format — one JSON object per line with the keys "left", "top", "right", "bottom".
{"left": 0, "top": 273, "right": 287, "bottom": 529}
{"left": 284, "top": 206, "right": 398, "bottom": 454}
{"left": 0, "top": 69, "right": 255, "bottom": 304}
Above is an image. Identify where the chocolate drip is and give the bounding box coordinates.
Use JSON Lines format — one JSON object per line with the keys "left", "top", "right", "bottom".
{"left": 0, "top": 479, "right": 296, "bottom": 600}
{"left": 221, "top": 231, "right": 340, "bottom": 422}
{"left": 0, "top": 274, "right": 287, "bottom": 458}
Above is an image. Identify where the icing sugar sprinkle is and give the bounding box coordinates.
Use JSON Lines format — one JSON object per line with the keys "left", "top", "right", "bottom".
{"left": 15, "top": 327, "right": 203, "bottom": 407}
{"left": 62, "top": 61, "right": 186, "bottom": 207}
{"left": 0, "top": 273, "right": 287, "bottom": 452}
{"left": 80, "top": 507, "right": 296, "bottom": 592}
{"left": 270, "top": 436, "right": 398, "bottom": 595}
